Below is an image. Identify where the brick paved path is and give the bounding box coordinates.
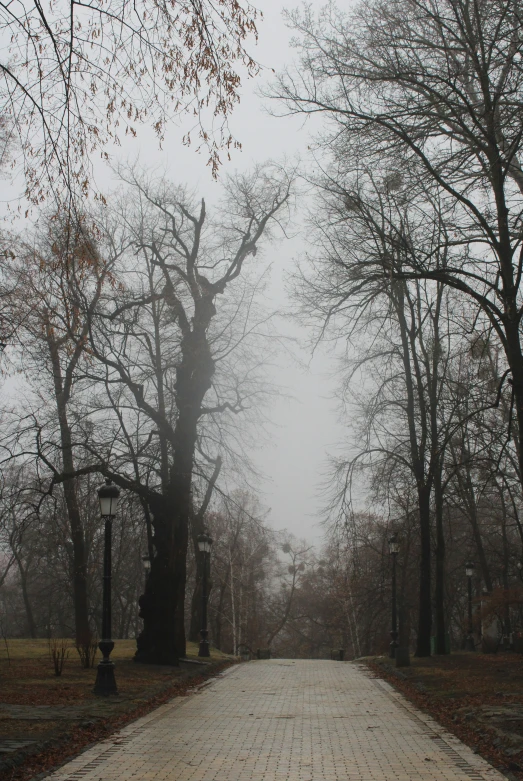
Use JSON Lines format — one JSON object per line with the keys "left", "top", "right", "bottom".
{"left": 49, "top": 660, "right": 507, "bottom": 781}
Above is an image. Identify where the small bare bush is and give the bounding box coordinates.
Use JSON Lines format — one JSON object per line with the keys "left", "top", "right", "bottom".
{"left": 75, "top": 638, "right": 98, "bottom": 669}
{"left": 49, "top": 638, "right": 70, "bottom": 676}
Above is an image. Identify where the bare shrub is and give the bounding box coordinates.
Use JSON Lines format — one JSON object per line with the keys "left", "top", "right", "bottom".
{"left": 75, "top": 638, "right": 98, "bottom": 669}
{"left": 49, "top": 638, "right": 69, "bottom": 676}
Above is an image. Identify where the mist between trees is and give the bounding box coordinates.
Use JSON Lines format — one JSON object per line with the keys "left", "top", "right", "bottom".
{"left": 3, "top": 0, "right": 523, "bottom": 663}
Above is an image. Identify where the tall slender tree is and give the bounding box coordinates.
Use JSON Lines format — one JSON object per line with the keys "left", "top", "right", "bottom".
{"left": 4, "top": 216, "right": 108, "bottom": 658}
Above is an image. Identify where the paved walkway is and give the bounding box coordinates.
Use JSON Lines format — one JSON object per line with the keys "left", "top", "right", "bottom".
{"left": 49, "top": 660, "right": 506, "bottom": 781}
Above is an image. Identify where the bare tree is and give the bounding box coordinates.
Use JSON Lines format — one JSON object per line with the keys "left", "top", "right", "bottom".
{"left": 273, "top": 0, "right": 523, "bottom": 538}
{"left": 1, "top": 0, "right": 260, "bottom": 202}
{"left": 203, "top": 491, "right": 272, "bottom": 655}
{"left": 265, "top": 538, "right": 310, "bottom": 650}
{"left": 2, "top": 215, "right": 110, "bottom": 657}
{"left": 60, "top": 165, "right": 294, "bottom": 664}
{"left": 289, "top": 162, "right": 464, "bottom": 655}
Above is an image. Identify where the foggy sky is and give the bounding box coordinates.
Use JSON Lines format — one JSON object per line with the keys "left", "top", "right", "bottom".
{"left": 11, "top": 0, "right": 349, "bottom": 544}
{"left": 116, "top": 0, "right": 345, "bottom": 543}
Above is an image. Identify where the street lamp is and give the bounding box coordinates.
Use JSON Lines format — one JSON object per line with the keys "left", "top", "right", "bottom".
{"left": 93, "top": 479, "right": 120, "bottom": 695}
{"left": 465, "top": 562, "right": 475, "bottom": 652}
{"left": 197, "top": 531, "right": 213, "bottom": 658}
{"left": 389, "top": 533, "right": 399, "bottom": 659}
{"left": 518, "top": 561, "right": 523, "bottom": 583}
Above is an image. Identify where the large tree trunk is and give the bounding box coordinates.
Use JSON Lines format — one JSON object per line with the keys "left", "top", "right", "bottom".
{"left": 62, "top": 473, "right": 91, "bottom": 651}
{"left": 15, "top": 555, "right": 37, "bottom": 638}
{"left": 394, "top": 283, "right": 433, "bottom": 657}
{"left": 48, "top": 333, "right": 92, "bottom": 655}
{"left": 434, "top": 466, "right": 447, "bottom": 654}
{"left": 492, "top": 157, "right": 523, "bottom": 508}
{"left": 428, "top": 285, "right": 447, "bottom": 655}
{"left": 416, "top": 484, "right": 432, "bottom": 657}
{"left": 505, "top": 319, "right": 523, "bottom": 492}
{"left": 136, "top": 315, "right": 214, "bottom": 664}
{"left": 500, "top": 489, "right": 511, "bottom": 636}
{"left": 135, "top": 493, "right": 183, "bottom": 664}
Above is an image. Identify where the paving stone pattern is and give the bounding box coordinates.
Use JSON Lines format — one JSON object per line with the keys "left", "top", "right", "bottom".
{"left": 49, "top": 660, "right": 507, "bottom": 781}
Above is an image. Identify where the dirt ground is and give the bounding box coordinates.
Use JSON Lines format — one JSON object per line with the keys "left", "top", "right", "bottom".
{"left": 0, "top": 639, "right": 234, "bottom": 781}
{"left": 366, "top": 652, "right": 523, "bottom": 781}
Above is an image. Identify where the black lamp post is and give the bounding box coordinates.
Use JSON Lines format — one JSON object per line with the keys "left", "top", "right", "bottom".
{"left": 465, "top": 561, "right": 475, "bottom": 652}
{"left": 197, "top": 531, "right": 213, "bottom": 658}
{"left": 389, "top": 533, "right": 399, "bottom": 659}
{"left": 93, "top": 479, "right": 120, "bottom": 695}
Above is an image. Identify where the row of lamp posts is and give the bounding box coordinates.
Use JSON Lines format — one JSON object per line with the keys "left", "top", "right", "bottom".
{"left": 388, "top": 533, "right": 477, "bottom": 657}
{"left": 92, "top": 479, "right": 214, "bottom": 696}
{"left": 96, "top": 482, "right": 482, "bottom": 686}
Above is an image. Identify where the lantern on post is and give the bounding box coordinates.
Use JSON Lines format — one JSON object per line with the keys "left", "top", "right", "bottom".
{"left": 388, "top": 533, "right": 399, "bottom": 658}
{"left": 93, "top": 479, "right": 120, "bottom": 695}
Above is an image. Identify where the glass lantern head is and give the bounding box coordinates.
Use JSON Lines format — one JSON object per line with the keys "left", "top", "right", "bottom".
{"left": 197, "top": 531, "right": 213, "bottom": 554}
{"left": 465, "top": 562, "right": 475, "bottom": 578}
{"left": 388, "top": 533, "right": 399, "bottom": 555}
{"left": 98, "top": 479, "right": 120, "bottom": 517}
{"left": 142, "top": 555, "right": 151, "bottom": 572}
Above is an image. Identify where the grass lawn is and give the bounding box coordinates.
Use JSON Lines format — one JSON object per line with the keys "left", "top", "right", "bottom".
{"left": 366, "top": 652, "right": 523, "bottom": 780}
{"left": 0, "top": 637, "right": 235, "bottom": 781}
{"left": 0, "top": 637, "right": 227, "bottom": 661}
